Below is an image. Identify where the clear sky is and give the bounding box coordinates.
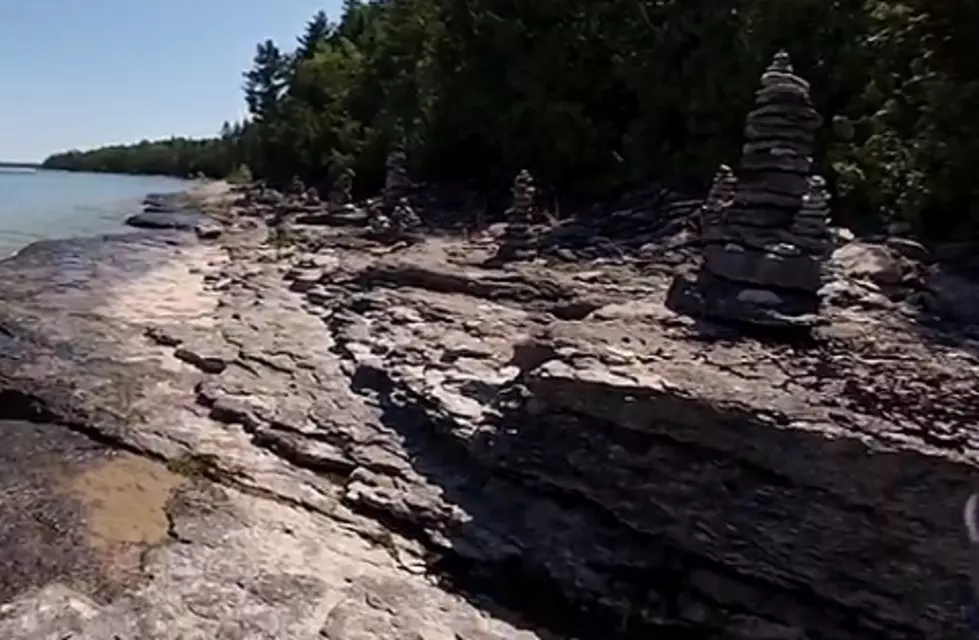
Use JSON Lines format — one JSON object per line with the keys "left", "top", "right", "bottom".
{"left": 0, "top": 1, "right": 341, "bottom": 162}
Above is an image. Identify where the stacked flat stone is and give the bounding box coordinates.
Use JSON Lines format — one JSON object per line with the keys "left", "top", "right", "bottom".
{"left": 304, "top": 186, "right": 320, "bottom": 205}
{"left": 699, "top": 164, "right": 737, "bottom": 232}
{"left": 666, "top": 51, "right": 828, "bottom": 333}
{"left": 499, "top": 170, "right": 538, "bottom": 259}
{"left": 367, "top": 199, "right": 392, "bottom": 235}
{"left": 727, "top": 50, "right": 821, "bottom": 229}
{"left": 390, "top": 197, "right": 422, "bottom": 234}
{"left": 792, "top": 174, "right": 833, "bottom": 257}
{"left": 328, "top": 169, "right": 355, "bottom": 212}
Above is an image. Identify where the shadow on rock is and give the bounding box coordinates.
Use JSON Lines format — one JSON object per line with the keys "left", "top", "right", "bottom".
{"left": 341, "top": 341, "right": 979, "bottom": 639}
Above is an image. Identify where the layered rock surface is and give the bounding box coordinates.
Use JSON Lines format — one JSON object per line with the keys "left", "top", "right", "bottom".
{"left": 2, "top": 184, "right": 979, "bottom": 638}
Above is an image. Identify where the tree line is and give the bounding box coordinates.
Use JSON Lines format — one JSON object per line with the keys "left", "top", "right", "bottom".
{"left": 41, "top": 0, "right": 979, "bottom": 240}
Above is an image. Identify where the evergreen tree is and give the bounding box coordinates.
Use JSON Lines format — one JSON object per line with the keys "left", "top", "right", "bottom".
{"left": 297, "top": 11, "right": 333, "bottom": 60}
{"left": 243, "top": 40, "right": 288, "bottom": 122}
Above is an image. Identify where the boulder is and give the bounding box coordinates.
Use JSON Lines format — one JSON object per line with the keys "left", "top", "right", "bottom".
{"left": 125, "top": 211, "right": 208, "bottom": 231}
{"left": 194, "top": 221, "right": 223, "bottom": 240}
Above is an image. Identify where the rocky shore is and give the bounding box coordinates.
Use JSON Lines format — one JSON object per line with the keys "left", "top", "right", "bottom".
{"left": 0, "top": 168, "right": 976, "bottom": 639}
{"left": 5, "top": 62, "right": 979, "bottom": 637}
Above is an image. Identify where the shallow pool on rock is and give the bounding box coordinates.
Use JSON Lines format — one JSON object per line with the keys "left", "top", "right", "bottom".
{"left": 0, "top": 419, "right": 186, "bottom": 602}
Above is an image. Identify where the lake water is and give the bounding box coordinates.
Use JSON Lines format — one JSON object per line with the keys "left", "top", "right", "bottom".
{"left": 0, "top": 169, "right": 190, "bottom": 257}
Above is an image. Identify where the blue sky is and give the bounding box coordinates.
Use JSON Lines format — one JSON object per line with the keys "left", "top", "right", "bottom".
{"left": 0, "top": 1, "right": 341, "bottom": 161}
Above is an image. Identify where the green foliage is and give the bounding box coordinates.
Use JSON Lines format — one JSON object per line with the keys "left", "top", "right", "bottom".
{"left": 41, "top": 135, "right": 240, "bottom": 178}
{"left": 39, "top": 0, "right": 979, "bottom": 240}
{"left": 227, "top": 163, "right": 253, "bottom": 185}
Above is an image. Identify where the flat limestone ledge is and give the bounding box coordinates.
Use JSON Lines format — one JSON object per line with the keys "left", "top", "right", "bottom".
{"left": 0, "top": 482, "right": 538, "bottom": 640}
{"left": 518, "top": 341, "right": 978, "bottom": 634}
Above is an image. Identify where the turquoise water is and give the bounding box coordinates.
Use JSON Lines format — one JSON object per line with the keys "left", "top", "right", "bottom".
{"left": 0, "top": 169, "right": 190, "bottom": 257}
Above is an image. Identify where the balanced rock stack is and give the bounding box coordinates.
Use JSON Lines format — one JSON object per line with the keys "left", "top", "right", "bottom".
{"left": 792, "top": 175, "right": 833, "bottom": 257}
{"left": 496, "top": 170, "right": 539, "bottom": 260}
{"left": 327, "top": 169, "right": 354, "bottom": 213}
{"left": 383, "top": 143, "right": 411, "bottom": 209}
{"left": 698, "top": 164, "right": 737, "bottom": 232}
{"left": 288, "top": 176, "right": 307, "bottom": 196}
{"left": 366, "top": 199, "right": 393, "bottom": 236}
{"left": 667, "top": 51, "right": 829, "bottom": 332}
{"left": 322, "top": 168, "right": 366, "bottom": 225}
{"left": 329, "top": 169, "right": 354, "bottom": 209}
{"left": 391, "top": 198, "right": 422, "bottom": 230}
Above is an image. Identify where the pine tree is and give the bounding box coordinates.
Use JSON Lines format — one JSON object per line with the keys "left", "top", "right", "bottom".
{"left": 243, "top": 40, "right": 288, "bottom": 122}
{"left": 297, "top": 11, "right": 333, "bottom": 60}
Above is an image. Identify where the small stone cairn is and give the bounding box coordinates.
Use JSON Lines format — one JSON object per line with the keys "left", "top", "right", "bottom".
{"left": 383, "top": 142, "right": 412, "bottom": 208}
{"left": 390, "top": 197, "right": 422, "bottom": 232}
{"left": 698, "top": 164, "right": 737, "bottom": 232}
{"left": 326, "top": 168, "right": 360, "bottom": 222}
{"left": 495, "top": 170, "right": 539, "bottom": 260}
{"left": 667, "top": 51, "right": 829, "bottom": 333}
{"left": 329, "top": 169, "right": 354, "bottom": 208}
{"left": 240, "top": 181, "right": 284, "bottom": 217}
{"left": 792, "top": 175, "right": 833, "bottom": 257}
{"left": 288, "top": 176, "right": 307, "bottom": 197}
{"left": 367, "top": 142, "right": 423, "bottom": 241}
{"left": 303, "top": 186, "right": 320, "bottom": 206}
{"left": 367, "top": 198, "right": 393, "bottom": 236}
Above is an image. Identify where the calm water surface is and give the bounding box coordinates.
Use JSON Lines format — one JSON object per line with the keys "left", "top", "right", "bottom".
{"left": 0, "top": 169, "right": 190, "bottom": 257}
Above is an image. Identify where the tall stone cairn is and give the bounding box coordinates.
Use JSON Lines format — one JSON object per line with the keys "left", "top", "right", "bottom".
{"left": 666, "top": 51, "right": 829, "bottom": 333}
{"left": 383, "top": 141, "right": 411, "bottom": 210}
{"left": 499, "top": 170, "right": 538, "bottom": 259}
{"left": 699, "top": 164, "right": 737, "bottom": 232}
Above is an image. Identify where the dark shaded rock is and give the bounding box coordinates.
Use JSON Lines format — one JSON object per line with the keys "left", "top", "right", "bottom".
{"left": 295, "top": 207, "right": 367, "bottom": 227}
{"left": 886, "top": 237, "right": 930, "bottom": 262}
{"left": 125, "top": 211, "right": 210, "bottom": 232}
{"left": 144, "top": 325, "right": 183, "bottom": 347}
{"left": 194, "top": 221, "right": 223, "bottom": 240}
{"left": 923, "top": 269, "right": 979, "bottom": 324}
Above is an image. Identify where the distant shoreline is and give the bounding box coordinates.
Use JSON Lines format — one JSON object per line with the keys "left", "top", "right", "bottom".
{"left": 15, "top": 165, "right": 200, "bottom": 180}
{"left": 0, "top": 162, "right": 41, "bottom": 170}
